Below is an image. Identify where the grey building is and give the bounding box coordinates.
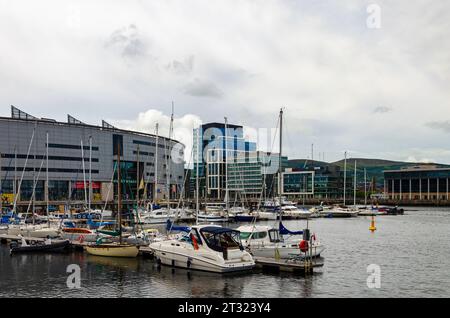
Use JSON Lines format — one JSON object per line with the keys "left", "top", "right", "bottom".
{"left": 0, "top": 107, "right": 185, "bottom": 212}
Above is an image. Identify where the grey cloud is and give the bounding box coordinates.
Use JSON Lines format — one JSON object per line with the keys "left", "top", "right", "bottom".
{"left": 184, "top": 79, "right": 223, "bottom": 98}
{"left": 425, "top": 121, "right": 450, "bottom": 133}
{"left": 105, "top": 24, "right": 146, "bottom": 59}
{"left": 373, "top": 106, "right": 392, "bottom": 114}
{"left": 166, "top": 55, "right": 194, "bottom": 75}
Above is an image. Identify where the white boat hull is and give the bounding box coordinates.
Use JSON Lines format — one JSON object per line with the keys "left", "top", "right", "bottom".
{"left": 152, "top": 247, "right": 254, "bottom": 273}
{"left": 248, "top": 243, "right": 325, "bottom": 259}
{"left": 197, "top": 215, "right": 229, "bottom": 223}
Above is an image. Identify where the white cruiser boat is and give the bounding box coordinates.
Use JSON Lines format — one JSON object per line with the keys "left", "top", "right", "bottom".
{"left": 237, "top": 224, "right": 325, "bottom": 259}
{"left": 138, "top": 208, "right": 177, "bottom": 225}
{"left": 281, "top": 205, "right": 312, "bottom": 219}
{"left": 319, "top": 206, "right": 359, "bottom": 218}
{"left": 5, "top": 223, "right": 60, "bottom": 238}
{"left": 256, "top": 210, "right": 278, "bottom": 221}
{"left": 149, "top": 225, "right": 255, "bottom": 273}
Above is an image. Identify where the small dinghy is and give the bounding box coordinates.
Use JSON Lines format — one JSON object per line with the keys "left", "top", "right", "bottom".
{"left": 10, "top": 237, "right": 70, "bottom": 255}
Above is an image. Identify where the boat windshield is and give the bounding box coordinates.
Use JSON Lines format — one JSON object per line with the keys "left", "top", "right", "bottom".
{"left": 268, "top": 229, "right": 283, "bottom": 243}
{"left": 240, "top": 232, "right": 252, "bottom": 240}
{"left": 200, "top": 227, "right": 241, "bottom": 252}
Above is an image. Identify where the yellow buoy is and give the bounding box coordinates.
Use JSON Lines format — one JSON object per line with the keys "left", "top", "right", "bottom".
{"left": 369, "top": 216, "right": 377, "bottom": 232}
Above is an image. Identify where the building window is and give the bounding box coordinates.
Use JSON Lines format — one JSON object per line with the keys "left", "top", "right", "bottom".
{"left": 48, "top": 143, "right": 99, "bottom": 151}
{"left": 48, "top": 181, "right": 69, "bottom": 201}
{"left": 113, "top": 134, "right": 123, "bottom": 156}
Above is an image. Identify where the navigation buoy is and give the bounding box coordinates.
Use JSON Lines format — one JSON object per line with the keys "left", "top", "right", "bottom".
{"left": 369, "top": 216, "right": 377, "bottom": 232}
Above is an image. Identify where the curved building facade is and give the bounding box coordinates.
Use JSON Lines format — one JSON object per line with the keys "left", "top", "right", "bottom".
{"left": 0, "top": 107, "right": 185, "bottom": 212}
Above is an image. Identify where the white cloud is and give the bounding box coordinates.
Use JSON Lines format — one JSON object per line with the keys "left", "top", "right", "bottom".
{"left": 110, "top": 109, "right": 202, "bottom": 165}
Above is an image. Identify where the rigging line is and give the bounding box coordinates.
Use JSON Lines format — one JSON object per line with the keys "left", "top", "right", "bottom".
{"left": 13, "top": 123, "right": 36, "bottom": 214}
{"left": 25, "top": 151, "right": 46, "bottom": 214}
{"left": 168, "top": 140, "right": 194, "bottom": 234}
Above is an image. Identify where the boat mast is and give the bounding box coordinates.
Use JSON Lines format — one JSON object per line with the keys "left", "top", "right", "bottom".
{"left": 224, "top": 117, "right": 229, "bottom": 213}
{"left": 117, "top": 142, "right": 122, "bottom": 244}
{"left": 353, "top": 159, "right": 357, "bottom": 207}
{"left": 196, "top": 127, "right": 200, "bottom": 225}
{"left": 14, "top": 146, "right": 17, "bottom": 204}
{"left": 154, "top": 123, "right": 159, "bottom": 205}
{"left": 136, "top": 144, "right": 140, "bottom": 209}
{"left": 89, "top": 136, "right": 92, "bottom": 213}
{"left": 278, "top": 108, "right": 283, "bottom": 222}
{"left": 81, "top": 139, "right": 88, "bottom": 209}
{"left": 166, "top": 103, "right": 174, "bottom": 210}
{"left": 46, "top": 132, "right": 49, "bottom": 227}
{"left": 343, "top": 151, "right": 347, "bottom": 206}
{"left": 364, "top": 168, "right": 367, "bottom": 207}
{"left": 13, "top": 124, "right": 36, "bottom": 216}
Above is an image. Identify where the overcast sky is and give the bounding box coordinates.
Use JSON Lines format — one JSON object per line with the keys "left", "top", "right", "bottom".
{"left": 1, "top": 0, "right": 449, "bottom": 164}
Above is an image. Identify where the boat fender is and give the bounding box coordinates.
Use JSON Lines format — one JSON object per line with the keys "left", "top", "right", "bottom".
{"left": 187, "top": 258, "right": 192, "bottom": 268}
{"left": 299, "top": 240, "right": 309, "bottom": 253}
{"left": 311, "top": 233, "right": 316, "bottom": 242}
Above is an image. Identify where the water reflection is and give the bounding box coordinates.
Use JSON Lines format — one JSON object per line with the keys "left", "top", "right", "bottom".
{"left": 1, "top": 208, "right": 450, "bottom": 298}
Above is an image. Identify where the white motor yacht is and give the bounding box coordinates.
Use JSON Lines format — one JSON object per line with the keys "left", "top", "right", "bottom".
{"left": 149, "top": 225, "right": 255, "bottom": 273}
{"left": 281, "top": 205, "right": 312, "bottom": 219}
{"left": 319, "top": 205, "right": 359, "bottom": 218}
{"left": 237, "top": 224, "right": 325, "bottom": 259}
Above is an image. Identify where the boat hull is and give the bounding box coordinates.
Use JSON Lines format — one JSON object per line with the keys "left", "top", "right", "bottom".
{"left": 152, "top": 248, "right": 254, "bottom": 273}
{"left": 234, "top": 215, "right": 257, "bottom": 222}
{"left": 10, "top": 240, "right": 70, "bottom": 254}
{"left": 197, "top": 215, "right": 229, "bottom": 223}
{"left": 85, "top": 244, "right": 139, "bottom": 258}
{"left": 248, "top": 244, "right": 325, "bottom": 259}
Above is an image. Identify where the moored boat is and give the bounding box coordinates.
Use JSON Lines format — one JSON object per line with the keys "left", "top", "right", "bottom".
{"left": 85, "top": 243, "right": 139, "bottom": 258}
{"left": 149, "top": 225, "right": 255, "bottom": 273}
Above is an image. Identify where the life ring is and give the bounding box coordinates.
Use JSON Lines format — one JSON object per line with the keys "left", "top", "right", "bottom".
{"left": 299, "top": 240, "right": 309, "bottom": 253}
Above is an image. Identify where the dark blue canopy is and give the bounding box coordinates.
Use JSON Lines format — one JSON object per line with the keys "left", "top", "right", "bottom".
{"left": 166, "top": 219, "right": 190, "bottom": 233}
{"left": 200, "top": 226, "right": 235, "bottom": 235}
{"left": 279, "top": 222, "right": 303, "bottom": 236}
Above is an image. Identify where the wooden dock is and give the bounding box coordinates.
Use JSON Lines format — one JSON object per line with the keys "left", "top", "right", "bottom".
{"left": 254, "top": 257, "right": 324, "bottom": 273}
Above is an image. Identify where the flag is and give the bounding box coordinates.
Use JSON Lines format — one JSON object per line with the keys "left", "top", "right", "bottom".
{"left": 138, "top": 178, "right": 145, "bottom": 190}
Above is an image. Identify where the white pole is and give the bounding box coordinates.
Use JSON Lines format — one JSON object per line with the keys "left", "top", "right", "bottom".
{"left": 154, "top": 123, "right": 159, "bottom": 204}
{"left": 46, "top": 132, "right": 49, "bottom": 226}
{"left": 343, "top": 151, "right": 347, "bottom": 206}
{"left": 196, "top": 127, "right": 200, "bottom": 225}
{"left": 13, "top": 125, "right": 36, "bottom": 215}
{"left": 81, "top": 139, "right": 88, "bottom": 209}
{"left": 224, "top": 117, "right": 229, "bottom": 212}
{"left": 354, "top": 159, "right": 357, "bottom": 207}
{"left": 364, "top": 168, "right": 367, "bottom": 207}
{"left": 89, "top": 136, "right": 92, "bottom": 212}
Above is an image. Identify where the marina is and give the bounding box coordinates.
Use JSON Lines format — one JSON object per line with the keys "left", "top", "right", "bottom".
{"left": 1, "top": 207, "right": 450, "bottom": 297}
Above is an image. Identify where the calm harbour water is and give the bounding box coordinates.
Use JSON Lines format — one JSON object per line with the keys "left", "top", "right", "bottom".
{"left": 1, "top": 207, "right": 450, "bottom": 298}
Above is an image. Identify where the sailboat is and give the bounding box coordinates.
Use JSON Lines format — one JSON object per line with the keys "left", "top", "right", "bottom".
{"left": 85, "top": 143, "right": 139, "bottom": 258}
{"left": 238, "top": 108, "right": 325, "bottom": 259}
{"left": 149, "top": 121, "right": 255, "bottom": 273}
{"left": 320, "top": 153, "right": 359, "bottom": 218}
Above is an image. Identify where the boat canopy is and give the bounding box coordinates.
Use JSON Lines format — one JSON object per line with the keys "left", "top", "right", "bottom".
{"left": 200, "top": 226, "right": 236, "bottom": 235}
{"left": 166, "top": 220, "right": 190, "bottom": 233}
{"left": 279, "top": 222, "right": 303, "bottom": 236}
